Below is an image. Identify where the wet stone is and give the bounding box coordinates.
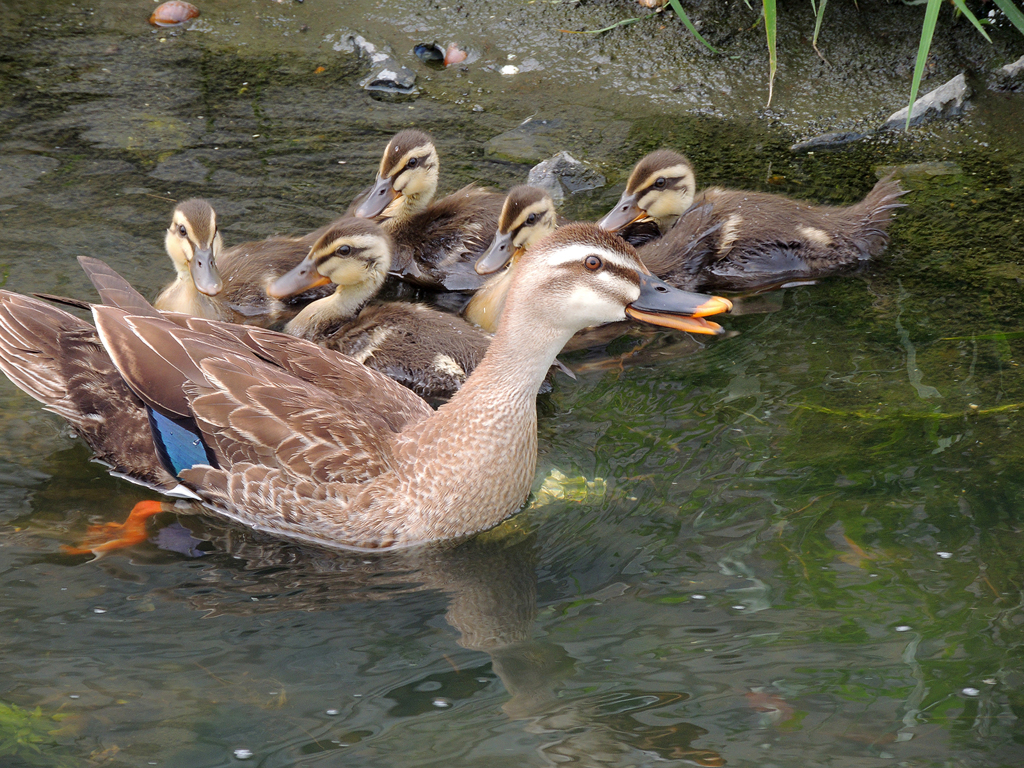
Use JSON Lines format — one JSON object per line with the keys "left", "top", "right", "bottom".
{"left": 527, "top": 151, "right": 605, "bottom": 204}
{"left": 485, "top": 118, "right": 566, "bottom": 164}
{"left": 880, "top": 73, "right": 971, "bottom": 131}
{"left": 790, "top": 131, "right": 873, "bottom": 153}
{"left": 332, "top": 33, "right": 417, "bottom": 96}
{"left": 359, "top": 60, "right": 417, "bottom": 96}
{"left": 990, "top": 54, "right": 1024, "bottom": 92}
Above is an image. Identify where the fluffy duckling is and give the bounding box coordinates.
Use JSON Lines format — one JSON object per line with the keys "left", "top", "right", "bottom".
{"left": 353, "top": 129, "right": 504, "bottom": 292}
{"left": 598, "top": 150, "right": 905, "bottom": 291}
{"left": 0, "top": 227, "right": 732, "bottom": 550}
{"left": 156, "top": 198, "right": 332, "bottom": 326}
{"left": 267, "top": 218, "right": 491, "bottom": 399}
{"left": 465, "top": 185, "right": 565, "bottom": 332}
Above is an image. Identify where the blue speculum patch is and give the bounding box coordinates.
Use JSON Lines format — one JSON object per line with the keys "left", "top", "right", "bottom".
{"left": 147, "top": 407, "right": 218, "bottom": 475}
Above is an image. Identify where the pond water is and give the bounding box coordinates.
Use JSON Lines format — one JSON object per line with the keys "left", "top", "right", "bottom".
{"left": 1, "top": 2, "right": 1023, "bottom": 767}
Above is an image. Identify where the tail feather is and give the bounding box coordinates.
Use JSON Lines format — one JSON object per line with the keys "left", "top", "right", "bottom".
{"left": 0, "top": 293, "right": 85, "bottom": 405}
{"left": 77, "top": 255, "right": 161, "bottom": 316}
{"left": 0, "top": 291, "right": 178, "bottom": 491}
{"left": 849, "top": 174, "right": 908, "bottom": 258}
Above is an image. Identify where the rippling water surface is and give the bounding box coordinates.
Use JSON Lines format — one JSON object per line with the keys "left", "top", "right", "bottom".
{"left": 1, "top": 2, "right": 1022, "bottom": 766}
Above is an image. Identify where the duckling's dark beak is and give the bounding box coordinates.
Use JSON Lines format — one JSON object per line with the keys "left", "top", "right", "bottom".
{"left": 598, "top": 192, "right": 646, "bottom": 233}
{"left": 190, "top": 246, "right": 223, "bottom": 296}
{"left": 475, "top": 231, "right": 516, "bottom": 275}
{"left": 626, "top": 272, "right": 732, "bottom": 335}
{"left": 267, "top": 257, "right": 331, "bottom": 300}
{"left": 354, "top": 174, "right": 400, "bottom": 219}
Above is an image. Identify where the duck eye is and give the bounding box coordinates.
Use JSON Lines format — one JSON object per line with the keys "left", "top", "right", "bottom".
{"left": 178, "top": 224, "right": 187, "bottom": 236}
{"left": 584, "top": 255, "right": 602, "bottom": 271}
{"left": 336, "top": 244, "right": 351, "bottom": 256}
{"left": 526, "top": 213, "right": 537, "bottom": 225}
{"left": 407, "top": 157, "right": 418, "bottom": 169}
{"left": 654, "top": 177, "right": 667, "bottom": 189}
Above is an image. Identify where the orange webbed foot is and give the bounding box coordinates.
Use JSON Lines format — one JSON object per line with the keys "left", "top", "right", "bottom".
{"left": 62, "top": 500, "right": 169, "bottom": 557}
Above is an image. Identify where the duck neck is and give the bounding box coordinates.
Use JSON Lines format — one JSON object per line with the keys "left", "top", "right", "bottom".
{"left": 284, "top": 282, "right": 376, "bottom": 340}
{"left": 390, "top": 300, "right": 572, "bottom": 542}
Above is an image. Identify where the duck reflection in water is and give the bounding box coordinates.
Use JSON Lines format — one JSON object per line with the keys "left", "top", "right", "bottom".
{"left": 102, "top": 507, "right": 724, "bottom": 766}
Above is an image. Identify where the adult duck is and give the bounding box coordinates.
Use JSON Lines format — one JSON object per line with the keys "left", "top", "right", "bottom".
{"left": 156, "top": 198, "right": 333, "bottom": 326}
{"left": 353, "top": 129, "right": 504, "bottom": 292}
{"left": 267, "top": 218, "right": 491, "bottom": 399}
{"left": 598, "top": 150, "right": 905, "bottom": 291}
{"left": 0, "top": 226, "right": 731, "bottom": 551}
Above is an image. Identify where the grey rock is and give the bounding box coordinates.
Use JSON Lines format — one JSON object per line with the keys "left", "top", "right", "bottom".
{"left": 1001, "top": 54, "right": 1024, "bottom": 77}
{"left": 990, "top": 54, "right": 1024, "bottom": 92}
{"left": 790, "top": 131, "right": 873, "bottom": 153}
{"left": 331, "top": 33, "right": 417, "bottom": 95}
{"left": 485, "top": 118, "right": 565, "bottom": 164}
{"left": 359, "top": 60, "right": 417, "bottom": 95}
{"left": 527, "top": 152, "right": 605, "bottom": 204}
{"left": 880, "top": 73, "right": 970, "bottom": 131}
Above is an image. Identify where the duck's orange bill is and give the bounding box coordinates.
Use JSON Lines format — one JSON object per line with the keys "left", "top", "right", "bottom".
{"left": 625, "top": 308, "right": 725, "bottom": 335}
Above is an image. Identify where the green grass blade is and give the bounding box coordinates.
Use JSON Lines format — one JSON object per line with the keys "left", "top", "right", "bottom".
{"left": 560, "top": 16, "right": 644, "bottom": 35}
{"left": 813, "top": 0, "right": 828, "bottom": 44}
{"left": 667, "top": 0, "right": 724, "bottom": 54}
{"left": 812, "top": 0, "right": 828, "bottom": 60}
{"left": 906, "top": 0, "right": 942, "bottom": 129}
{"left": 950, "top": 0, "right": 992, "bottom": 42}
{"left": 992, "top": 0, "right": 1024, "bottom": 36}
{"left": 764, "top": 0, "right": 778, "bottom": 107}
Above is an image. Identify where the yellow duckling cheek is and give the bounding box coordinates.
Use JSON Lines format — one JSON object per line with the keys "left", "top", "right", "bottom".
{"left": 328, "top": 260, "right": 371, "bottom": 286}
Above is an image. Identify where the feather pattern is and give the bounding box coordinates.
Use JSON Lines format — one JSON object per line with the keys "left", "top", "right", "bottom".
{"left": 599, "top": 150, "right": 907, "bottom": 292}
{"left": 0, "top": 226, "right": 731, "bottom": 550}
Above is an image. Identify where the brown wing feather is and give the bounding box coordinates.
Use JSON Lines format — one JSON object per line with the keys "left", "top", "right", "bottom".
{"left": 0, "top": 293, "right": 178, "bottom": 491}
{"left": 393, "top": 185, "right": 505, "bottom": 291}
{"left": 640, "top": 175, "right": 906, "bottom": 291}
{"left": 92, "top": 310, "right": 416, "bottom": 487}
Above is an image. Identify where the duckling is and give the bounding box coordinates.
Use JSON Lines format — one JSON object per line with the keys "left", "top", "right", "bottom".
{"left": 156, "top": 198, "right": 333, "bottom": 326}
{"left": 465, "top": 185, "right": 566, "bottom": 333}
{"left": 266, "top": 218, "right": 491, "bottom": 399}
{"left": 353, "top": 129, "right": 505, "bottom": 292}
{"left": 0, "top": 226, "right": 732, "bottom": 550}
{"left": 598, "top": 150, "right": 905, "bottom": 291}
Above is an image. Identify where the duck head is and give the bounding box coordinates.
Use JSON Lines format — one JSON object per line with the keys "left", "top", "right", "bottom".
{"left": 476, "top": 185, "right": 559, "bottom": 275}
{"left": 164, "top": 199, "right": 224, "bottom": 296}
{"left": 353, "top": 129, "right": 440, "bottom": 224}
{"left": 504, "top": 223, "right": 731, "bottom": 338}
{"left": 598, "top": 149, "right": 696, "bottom": 235}
{"left": 267, "top": 218, "right": 392, "bottom": 308}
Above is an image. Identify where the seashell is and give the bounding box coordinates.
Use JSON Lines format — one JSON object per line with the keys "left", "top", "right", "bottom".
{"left": 444, "top": 44, "right": 468, "bottom": 67}
{"left": 149, "top": 1, "right": 200, "bottom": 27}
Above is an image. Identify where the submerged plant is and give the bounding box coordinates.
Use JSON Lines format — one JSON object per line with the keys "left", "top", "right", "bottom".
{"left": 0, "top": 701, "right": 77, "bottom": 767}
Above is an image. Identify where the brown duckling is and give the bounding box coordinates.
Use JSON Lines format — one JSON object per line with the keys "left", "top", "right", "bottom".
{"left": 353, "top": 129, "right": 505, "bottom": 292}
{"left": 156, "top": 198, "right": 333, "bottom": 326}
{"left": 267, "top": 218, "right": 492, "bottom": 399}
{"left": 598, "top": 150, "right": 905, "bottom": 291}
{"left": 465, "top": 185, "right": 567, "bottom": 333}
{"left": 472, "top": 185, "right": 731, "bottom": 338}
